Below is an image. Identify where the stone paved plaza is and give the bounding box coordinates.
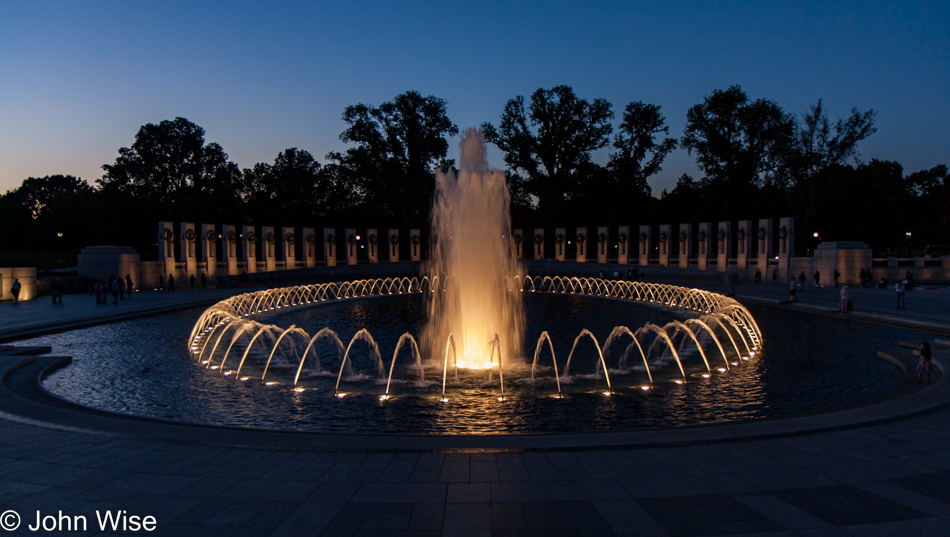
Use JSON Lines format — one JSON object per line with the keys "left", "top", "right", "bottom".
{"left": 1, "top": 269, "right": 949, "bottom": 536}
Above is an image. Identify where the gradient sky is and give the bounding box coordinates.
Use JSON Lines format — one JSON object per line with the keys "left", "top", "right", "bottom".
{"left": 1, "top": 1, "right": 947, "bottom": 195}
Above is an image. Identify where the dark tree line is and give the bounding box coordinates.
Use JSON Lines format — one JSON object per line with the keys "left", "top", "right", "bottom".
{"left": 1, "top": 85, "right": 947, "bottom": 269}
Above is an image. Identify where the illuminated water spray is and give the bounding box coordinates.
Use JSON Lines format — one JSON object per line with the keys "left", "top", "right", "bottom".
{"left": 423, "top": 129, "right": 525, "bottom": 369}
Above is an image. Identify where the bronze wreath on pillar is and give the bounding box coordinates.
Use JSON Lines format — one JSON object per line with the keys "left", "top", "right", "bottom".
{"left": 411, "top": 234, "right": 421, "bottom": 245}
{"left": 286, "top": 232, "right": 295, "bottom": 244}
{"left": 227, "top": 230, "right": 237, "bottom": 243}
{"left": 246, "top": 231, "right": 257, "bottom": 244}
{"left": 326, "top": 234, "right": 335, "bottom": 245}
{"left": 265, "top": 231, "right": 275, "bottom": 245}
{"left": 618, "top": 232, "right": 627, "bottom": 244}
{"left": 758, "top": 227, "right": 766, "bottom": 239}
{"left": 534, "top": 234, "right": 544, "bottom": 245}
{"left": 389, "top": 234, "right": 399, "bottom": 246}
{"left": 697, "top": 230, "right": 706, "bottom": 242}
{"left": 659, "top": 231, "right": 668, "bottom": 243}
{"left": 576, "top": 233, "right": 586, "bottom": 244}
{"left": 184, "top": 229, "right": 197, "bottom": 243}
{"left": 555, "top": 233, "right": 564, "bottom": 244}
{"left": 597, "top": 233, "right": 607, "bottom": 244}
{"left": 638, "top": 232, "right": 647, "bottom": 243}
{"left": 679, "top": 231, "right": 687, "bottom": 243}
{"left": 779, "top": 226, "right": 788, "bottom": 239}
{"left": 162, "top": 229, "right": 175, "bottom": 242}
{"left": 369, "top": 234, "right": 377, "bottom": 245}
{"left": 205, "top": 230, "right": 217, "bottom": 242}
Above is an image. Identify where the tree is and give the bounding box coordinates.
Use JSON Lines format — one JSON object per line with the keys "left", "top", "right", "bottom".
{"left": 608, "top": 101, "right": 677, "bottom": 198}
{"left": 681, "top": 86, "right": 792, "bottom": 194}
{"left": 778, "top": 99, "right": 876, "bottom": 237}
{"left": 242, "top": 148, "right": 324, "bottom": 224}
{"left": 482, "top": 85, "right": 614, "bottom": 222}
{"left": 327, "top": 91, "right": 458, "bottom": 227}
{"left": 98, "top": 117, "right": 243, "bottom": 220}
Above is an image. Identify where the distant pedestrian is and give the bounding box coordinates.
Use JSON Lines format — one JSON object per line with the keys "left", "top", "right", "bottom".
{"left": 780, "top": 279, "right": 798, "bottom": 305}
{"left": 200, "top": 273, "right": 207, "bottom": 290}
{"left": 837, "top": 286, "right": 850, "bottom": 314}
{"left": 158, "top": 275, "right": 165, "bottom": 292}
{"left": 896, "top": 279, "right": 906, "bottom": 309}
{"left": 51, "top": 279, "right": 62, "bottom": 304}
{"left": 10, "top": 278, "right": 21, "bottom": 302}
{"left": 168, "top": 274, "right": 176, "bottom": 292}
{"left": 814, "top": 270, "right": 820, "bottom": 287}
{"left": 772, "top": 268, "right": 777, "bottom": 282}
{"left": 126, "top": 275, "right": 133, "bottom": 299}
{"left": 916, "top": 342, "right": 932, "bottom": 383}
{"left": 111, "top": 277, "right": 120, "bottom": 304}
{"left": 118, "top": 278, "right": 126, "bottom": 300}
{"left": 190, "top": 274, "right": 196, "bottom": 291}
{"left": 754, "top": 268, "right": 762, "bottom": 283}
{"left": 833, "top": 269, "right": 840, "bottom": 288}
{"left": 798, "top": 271, "right": 807, "bottom": 290}
{"left": 94, "top": 279, "right": 104, "bottom": 304}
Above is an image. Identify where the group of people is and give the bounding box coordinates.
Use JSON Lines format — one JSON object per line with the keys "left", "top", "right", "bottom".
{"left": 752, "top": 267, "right": 779, "bottom": 283}
{"left": 93, "top": 275, "right": 134, "bottom": 304}
{"left": 597, "top": 268, "right": 646, "bottom": 281}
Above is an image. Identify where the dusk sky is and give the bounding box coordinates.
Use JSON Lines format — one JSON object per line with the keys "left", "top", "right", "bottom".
{"left": 1, "top": 1, "right": 947, "bottom": 195}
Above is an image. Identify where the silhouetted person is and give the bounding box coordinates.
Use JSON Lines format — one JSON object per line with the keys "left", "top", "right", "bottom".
{"left": 896, "top": 279, "right": 906, "bottom": 309}
{"left": 190, "top": 274, "right": 196, "bottom": 291}
{"left": 168, "top": 274, "right": 176, "bottom": 292}
{"left": 916, "top": 342, "right": 932, "bottom": 383}
{"left": 126, "top": 275, "right": 133, "bottom": 299}
{"left": 833, "top": 269, "right": 840, "bottom": 288}
{"left": 111, "top": 277, "right": 119, "bottom": 304}
{"left": 754, "top": 268, "right": 761, "bottom": 283}
{"left": 10, "top": 278, "right": 21, "bottom": 302}
{"left": 200, "top": 273, "right": 207, "bottom": 290}
{"left": 813, "top": 270, "right": 820, "bottom": 287}
{"left": 158, "top": 275, "right": 165, "bottom": 292}
{"left": 780, "top": 279, "right": 798, "bottom": 305}
{"left": 798, "top": 271, "right": 807, "bottom": 290}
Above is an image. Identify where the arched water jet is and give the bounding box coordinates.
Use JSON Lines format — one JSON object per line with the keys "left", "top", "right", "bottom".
{"left": 669, "top": 321, "right": 711, "bottom": 372}
{"left": 384, "top": 333, "right": 424, "bottom": 398}
{"left": 684, "top": 319, "right": 729, "bottom": 368}
{"left": 235, "top": 326, "right": 281, "bottom": 377}
{"left": 441, "top": 334, "right": 457, "bottom": 402}
{"left": 603, "top": 326, "right": 653, "bottom": 386}
{"left": 530, "top": 331, "right": 563, "bottom": 396}
{"left": 560, "top": 329, "right": 612, "bottom": 393}
{"left": 261, "top": 326, "right": 306, "bottom": 383}
{"left": 635, "top": 324, "right": 686, "bottom": 380}
{"left": 702, "top": 315, "right": 743, "bottom": 361}
{"left": 488, "top": 334, "right": 505, "bottom": 401}
{"left": 334, "top": 329, "right": 383, "bottom": 395}
{"left": 294, "top": 328, "right": 346, "bottom": 386}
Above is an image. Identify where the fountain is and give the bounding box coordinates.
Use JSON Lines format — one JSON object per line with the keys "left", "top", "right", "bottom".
{"left": 186, "top": 130, "right": 764, "bottom": 418}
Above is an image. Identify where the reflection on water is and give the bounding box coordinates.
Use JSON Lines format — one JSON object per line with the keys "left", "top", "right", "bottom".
{"left": 26, "top": 294, "right": 908, "bottom": 434}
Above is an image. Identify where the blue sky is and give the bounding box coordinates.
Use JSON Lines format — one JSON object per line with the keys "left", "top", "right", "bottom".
{"left": 1, "top": 1, "right": 947, "bottom": 194}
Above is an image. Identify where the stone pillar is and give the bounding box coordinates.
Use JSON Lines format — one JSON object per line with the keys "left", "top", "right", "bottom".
{"left": 617, "top": 226, "right": 630, "bottom": 265}
{"left": 282, "top": 227, "right": 296, "bottom": 270}
{"left": 533, "top": 228, "right": 545, "bottom": 260}
{"left": 158, "top": 221, "right": 177, "bottom": 278}
{"left": 678, "top": 224, "right": 692, "bottom": 269}
{"left": 242, "top": 225, "right": 258, "bottom": 273}
{"left": 638, "top": 225, "right": 651, "bottom": 266}
{"left": 717, "top": 221, "right": 731, "bottom": 272}
{"left": 345, "top": 228, "right": 359, "bottom": 266}
{"left": 554, "top": 228, "right": 566, "bottom": 262}
{"left": 180, "top": 222, "right": 197, "bottom": 280}
{"left": 367, "top": 229, "right": 379, "bottom": 263}
{"left": 736, "top": 220, "right": 751, "bottom": 270}
{"left": 513, "top": 228, "right": 524, "bottom": 260}
{"left": 596, "top": 227, "right": 609, "bottom": 264}
{"left": 757, "top": 218, "right": 773, "bottom": 278}
{"left": 658, "top": 225, "right": 671, "bottom": 267}
{"left": 324, "top": 228, "right": 337, "bottom": 267}
{"left": 261, "top": 226, "right": 276, "bottom": 272}
{"left": 302, "top": 227, "right": 316, "bottom": 268}
{"left": 697, "top": 222, "right": 711, "bottom": 271}
{"left": 221, "top": 225, "right": 239, "bottom": 275}
{"left": 778, "top": 217, "right": 795, "bottom": 282}
{"left": 387, "top": 229, "right": 400, "bottom": 262}
{"left": 575, "top": 227, "right": 588, "bottom": 263}
{"left": 201, "top": 224, "right": 217, "bottom": 281}
{"left": 409, "top": 229, "right": 422, "bottom": 261}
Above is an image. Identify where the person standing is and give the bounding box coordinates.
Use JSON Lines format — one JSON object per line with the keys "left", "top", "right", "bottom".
{"left": 111, "top": 277, "right": 120, "bottom": 304}
{"left": 896, "top": 279, "right": 906, "bottom": 309}
{"left": 798, "top": 271, "right": 807, "bottom": 290}
{"left": 772, "top": 268, "right": 777, "bottom": 283}
{"left": 754, "top": 268, "right": 762, "bottom": 283}
{"left": 200, "top": 273, "right": 207, "bottom": 290}
{"left": 168, "top": 274, "right": 176, "bottom": 292}
{"left": 833, "top": 269, "right": 840, "bottom": 288}
{"left": 838, "top": 285, "right": 850, "bottom": 313}
{"left": 125, "top": 275, "right": 133, "bottom": 299}
{"left": 190, "top": 274, "right": 196, "bottom": 291}
{"left": 859, "top": 268, "right": 867, "bottom": 288}
{"left": 10, "top": 278, "right": 21, "bottom": 302}
{"left": 814, "top": 270, "right": 821, "bottom": 288}
{"left": 780, "top": 279, "right": 798, "bottom": 304}
{"left": 916, "top": 342, "right": 932, "bottom": 383}
{"left": 94, "top": 279, "right": 103, "bottom": 304}
{"left": 158, "top": 275, "right": 165, "bottom": 292}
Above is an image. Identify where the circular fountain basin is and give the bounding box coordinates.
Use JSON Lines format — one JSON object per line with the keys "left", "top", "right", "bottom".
{"left": 24, "top": 289, "right": 913, "bottom": 435}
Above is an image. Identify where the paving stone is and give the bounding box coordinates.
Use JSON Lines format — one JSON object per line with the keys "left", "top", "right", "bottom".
{"left": 637, "top": 493, "right": 785, "bottom": 537}
{"left": 446, "top": 482, "right": 490, "bottom": 503}
{"left": 774, "top": 484, "right": 929, "bottom": 526}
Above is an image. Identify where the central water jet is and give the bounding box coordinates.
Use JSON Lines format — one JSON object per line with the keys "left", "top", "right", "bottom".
{"left": 423, "top": 129, "right": 525, "bottom": 369}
